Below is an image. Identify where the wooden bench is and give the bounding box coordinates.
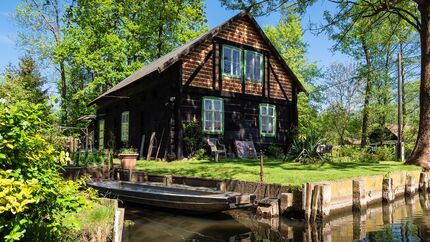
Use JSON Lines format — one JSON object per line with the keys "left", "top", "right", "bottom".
{"left": 206, "top": 138, "right": 227, "bottom": 162}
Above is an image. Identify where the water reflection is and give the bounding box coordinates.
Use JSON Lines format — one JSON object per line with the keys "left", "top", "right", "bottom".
{"left": 122, "top": 194, "right": 430, "bottom": 242}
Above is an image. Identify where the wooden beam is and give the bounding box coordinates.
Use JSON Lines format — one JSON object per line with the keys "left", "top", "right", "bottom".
{"left": 184, "top": 50, "right": 213, "bottom": 86}
{"left": 269, "top": 62, "right": 289, "bottom": 102}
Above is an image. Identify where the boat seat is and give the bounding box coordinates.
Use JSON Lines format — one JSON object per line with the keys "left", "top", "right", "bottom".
{"left": 206, "top": 138, "right": 227, "bottom": 162}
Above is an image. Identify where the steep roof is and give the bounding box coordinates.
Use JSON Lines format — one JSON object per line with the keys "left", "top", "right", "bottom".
{"left": 90, "top": 12, "right": 306, "bottom": 105}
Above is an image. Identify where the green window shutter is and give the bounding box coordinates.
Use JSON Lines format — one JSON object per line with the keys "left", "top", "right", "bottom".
{"left": 121, "top": 111, "right": 130, "bottom": 143}
{"left": 98, "top": 119, "right": 105, "bottom": 150}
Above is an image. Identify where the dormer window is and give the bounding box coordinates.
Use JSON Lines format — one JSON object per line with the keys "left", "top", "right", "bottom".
{"left": 245, "top": 50, "right": 263, "bottom": 83}
{"left": 222, "top": 45, "right": 241, "bottom": 78}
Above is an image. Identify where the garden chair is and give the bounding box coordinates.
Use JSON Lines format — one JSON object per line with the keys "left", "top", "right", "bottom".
{"left": 206, "top": 138, "right": 227, "bottom": 162}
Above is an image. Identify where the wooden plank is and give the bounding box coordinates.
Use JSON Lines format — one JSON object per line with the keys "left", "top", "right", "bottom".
{"left": 146, "top": 132, "right": 156, "bottom": 160}
{"left": 139, "top": 134, "right": 145, "bottom": 159}
{"left": 113, "top": 208, "right": 124, "bottom": 242}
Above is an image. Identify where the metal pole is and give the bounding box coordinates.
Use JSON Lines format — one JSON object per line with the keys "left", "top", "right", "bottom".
{"left": 397, "top": 50, "right": 405, "bottom": 162}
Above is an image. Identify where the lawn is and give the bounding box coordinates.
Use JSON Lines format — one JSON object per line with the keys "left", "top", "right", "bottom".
{"left": 131, "top": 158, "right": 421, "bottom": 187}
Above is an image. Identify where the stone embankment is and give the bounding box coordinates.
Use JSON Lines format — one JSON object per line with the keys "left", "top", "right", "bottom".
{"left": 63, "top": 167, "right": 426, "bottom": 221}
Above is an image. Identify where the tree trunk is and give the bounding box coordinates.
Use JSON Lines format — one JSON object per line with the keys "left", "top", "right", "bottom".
{"left": 59, "top": 61, "right": 67, "bottom": 124}
{"left": 361, "top": 39, "right": 372, "bottom": 147}
{"left": 406, "top": 2, "right": 430, "bottom": 166}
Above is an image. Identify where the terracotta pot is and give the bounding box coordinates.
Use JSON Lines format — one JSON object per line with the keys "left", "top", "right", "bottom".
{"left": 119, "top": 153, "right": 138, "bottom": 170}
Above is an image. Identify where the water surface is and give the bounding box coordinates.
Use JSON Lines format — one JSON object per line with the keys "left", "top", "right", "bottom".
{"left": 122, "top": 194, "right": 430, "bottom": 242}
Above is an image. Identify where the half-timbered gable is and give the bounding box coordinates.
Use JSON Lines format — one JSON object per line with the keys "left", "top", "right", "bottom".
{"left": 91, "top": 12, "right": 306, "bottom": 160}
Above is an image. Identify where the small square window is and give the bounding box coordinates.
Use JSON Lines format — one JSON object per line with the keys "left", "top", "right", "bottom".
{"left": 259, "top": 104, "right": 276, "bottom": 137}
{"left": 202, "top": 97, "right": 224, "bottom": 134}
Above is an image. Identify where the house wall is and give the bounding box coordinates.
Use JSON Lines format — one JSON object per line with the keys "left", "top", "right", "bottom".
{"left": 95, "top": 65, "right": 179, "bottom": 159}
{"left": 181, "top": 15, "right": 295, "bottom": 101}
{"left": 180, "top": 87, "right": 294, "bottom": 155}
{"left": 179, "top": 15, "right": 298, "bottom": 156}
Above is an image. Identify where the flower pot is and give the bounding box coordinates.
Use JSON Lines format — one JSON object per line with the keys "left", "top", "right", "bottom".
{"left": 119, "top": 153, "right": 138, "bottom": 170}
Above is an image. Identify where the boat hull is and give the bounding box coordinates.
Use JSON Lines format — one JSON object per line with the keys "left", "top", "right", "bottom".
{"left": 87, "top": 180, "right": 254, "bottom": 213}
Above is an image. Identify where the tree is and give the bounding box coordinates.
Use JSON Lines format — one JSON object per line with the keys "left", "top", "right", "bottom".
{"left": 15, "top": 0, "right": 67, "bottom": 121}
{"left": 322, "top": 63, "right": 363, "bottom": 144}
{"left": 58, "top": 0, "right": 208, "bottom": 125}
{"left": 0, "top": 55, "right": 47, "bottom": 104}
{"left": 221, "top": 0, "right": 430, "bottom": 166}
{"left": 264, "top": 11, "right": 320, "bottom": 135}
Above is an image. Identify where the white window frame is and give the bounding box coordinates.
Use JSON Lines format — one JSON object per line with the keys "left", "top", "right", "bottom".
{"left": 245, "top": 50, "right": 264, "bottom": 83}
{"left": 202, "top": 97, "right": 224, "bottom": 134}
{"left": 222, "top": 45, "right": 242, "bottom": 78}
{"left": 259, "top": 104, "right": 276, "bottom": 137}
{"left": 121, "top": 111, "right": 129, "bottom": 143}
{"left": 98, "top": 119, "right": 105, "bottom": 149}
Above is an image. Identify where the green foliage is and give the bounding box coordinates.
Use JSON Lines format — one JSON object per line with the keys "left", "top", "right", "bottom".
{"left": 0, "top": 100, "right": 90, "bottom": 241}
{"left": 286, "top": 132, "right": 325, "bottom": 163}
{"left": 266, "top": 145, "right": 284, "bottom": 158}
{"left": 0, "top": 55, "right": 47, "bottom": 105}
{"left": 57, "top": 0, "right": 208, "bottom": 125}
{"left": 264, "top": 11, "right": 321, "bottom": 135}
{"left": 120, "top": 148, "right": 138, "bottom": 155}
{"left": 335, "top": 145, "right": 396, "bottom": 162}
{"left": 183, "top": 122, "right": 206, "bottom": 158}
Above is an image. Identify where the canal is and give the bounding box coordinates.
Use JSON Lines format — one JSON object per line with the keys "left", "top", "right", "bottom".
{"left": 122, "top": 194, "right": 430, "bottom": 241}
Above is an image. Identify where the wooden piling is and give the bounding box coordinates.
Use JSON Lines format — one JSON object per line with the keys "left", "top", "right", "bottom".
{"left": 419, "top": 172, "right": 429, "bottom": 191}
{"left": 382, "top": 177, "right": 394, "bottom": 202}
{"left": 319, "top": 184, "right": 331, "bottom": 219}
{"left": 113, "top": 208, "right": 125, "bottom": 242}
{"left": 163, "top": 175, "right": 173, "bottom": 185}
{"left": 310, "top": 185, "right": 320, "bottom": 221}
{"left": 353, "top": 180, "right": 367, "bottom": 211}
{"left": 405, "top": 175, "right": 417, "bottom": 196}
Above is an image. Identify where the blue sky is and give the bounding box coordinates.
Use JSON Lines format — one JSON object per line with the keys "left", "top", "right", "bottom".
{"left": 0, "top": 0, "right": 350, "bottom": 77}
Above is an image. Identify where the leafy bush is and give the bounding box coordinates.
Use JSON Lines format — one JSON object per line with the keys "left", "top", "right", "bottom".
{"left": 285, "top": 132, "right": 325, "bottom": 163}
{"left": 183, "top": 122, "right": 206, "bottom": 158}
{"left": 266, "top": 145, "right": 285, "bottom": 158}
{"left": 0, "top": 100, "right": 90, "bottom": 241}
{"left": 336, "top": 145, "right": 396, "bottom": 162}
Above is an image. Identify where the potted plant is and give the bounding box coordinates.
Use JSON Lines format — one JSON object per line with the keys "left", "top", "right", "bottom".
{"left": 119, "top": 148, "right": 139, "bottom": 170}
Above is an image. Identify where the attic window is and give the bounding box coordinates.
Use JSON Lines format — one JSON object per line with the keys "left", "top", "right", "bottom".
{"left": 245, "top": 50, "right": 263, "bottom": 83}
{"left": 222, "top": 45, "right": 241, "bottom": 78}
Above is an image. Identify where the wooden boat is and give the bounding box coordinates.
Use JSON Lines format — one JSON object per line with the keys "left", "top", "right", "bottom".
{"left": 87, "top": 179, "right": 256, "bottom": 213}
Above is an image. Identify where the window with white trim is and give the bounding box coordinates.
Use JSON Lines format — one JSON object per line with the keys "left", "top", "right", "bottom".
{"left": 202, "top": 97, "right": 223, "bottom": 134}
{"left": 245, "top": 50, "right": 263, "bottom": 83}
{"left": 259, "top": 104, "right": 276, "bottom": 136}
{"left": 121, "top": 111, "right": 129, "bottom": 142}
{"left": 222, "top": 45, "right": 241, "bottom": 78}
{"left": 98, "top": 119, "right": 105, "bottom": 149}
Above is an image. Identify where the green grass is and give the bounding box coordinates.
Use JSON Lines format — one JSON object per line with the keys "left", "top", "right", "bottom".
{"left": 132, "top": 158, "right": 420, "bottom": 187}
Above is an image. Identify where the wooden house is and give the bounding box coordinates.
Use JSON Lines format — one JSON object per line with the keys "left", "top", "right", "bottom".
{"left": 89, "top": 12, "right": 306, "bottom": 160}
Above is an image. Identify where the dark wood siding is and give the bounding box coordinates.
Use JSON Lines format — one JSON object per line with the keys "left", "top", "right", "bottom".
{"left": 95, "top": 65, "right": 179, "bottom": 159}
{"left": 180, "top": 87, "right": 293, "bottom": 155}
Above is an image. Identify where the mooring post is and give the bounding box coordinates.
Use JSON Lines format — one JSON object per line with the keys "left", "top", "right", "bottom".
{"left": 353, "top": 180, "right": 367, "bottom": 211}
{"left": 405, "top": 175, "right": 417, "bottom": 196}
{"left": 319, "top": 184, "right": 331, "bottom": 220}
{"left": 310, "top": 185, "right": 321, "bottom": 221}
{"left": 164, "top": 175, "right": 173, "bottom": 186}
{"left": 419, "top": 172, "right": 429, "bottom": 192}
{"left": 382, "top": 177, "right": 395, "bottom": 202}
